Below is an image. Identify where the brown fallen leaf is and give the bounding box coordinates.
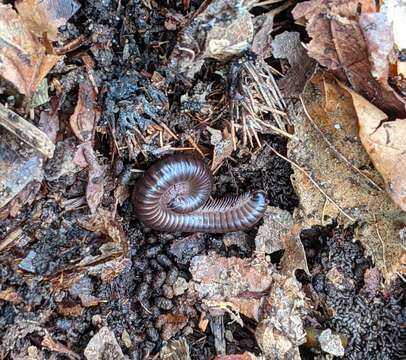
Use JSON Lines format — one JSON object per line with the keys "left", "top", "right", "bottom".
{"left": 252, "top": 11, "right": 275, "bottom": 59}
{"left": 292, "top": 0, "right": 406, "bottom": 118}
{"left": 70, "top": 77, "right": 100, "bottom": 143}
{"left": 255, "top": 206, "right": 309, "bottom": 276}
{"left": 0, "top": 4, "right": 60, "bottom": 96}
{"left": 360, "top": 267, "right": 382, "bottom": 300}
{"left": 359, "top": 12, "right": 394, "bottom": 84}
{"left": 189, "top": 254, "right": 274, "bottom": 321}
{"left": 155, "top": 313, "right": 189, "bottom": 341}
{"left": 0, "top": 287, "right": 22, "bottom": 304}
{"left": 255, "top": 274, "right": 306, "bottom": 360}
{"left": 38, "top": 105, "right": 60, "bottom": 144}
{"left": 289, "top": 70, "right": 406, "bottom": 277}
{"left": 73, "top": 143, "right": 104, "bottom": 214}
{"left": 42, "top": 334, "right": 80, "bottom": 360}
{"left": 57, "top": 304, "right": 83, "bottom": 317}
{"left": 15, "top": 0, "right": 80, "bottom": 41}
{"left": 272, "top": 31, "right": 316, "bottom": 97}
{"left": 348, "top": 89, "right": 406, "bottom": 211}
{"left": 78, "top": 208, "right": 126, "bottom": 247}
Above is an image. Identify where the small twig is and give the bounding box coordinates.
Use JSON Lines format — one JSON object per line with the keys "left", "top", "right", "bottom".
{"left": 0, "top": 103, "right": 55, "bottom": 158}
{"left": 251, "top": 0, "right": 285, "bottom": 7}
{"left": 300, "top": 98, "right": 384, "bottom": 192}
{"left": 373, "top": 213, "right": 388, "bottom": 275}
{"left": 186, "top": 134, "right": 205, "bottom": 158}
{"left": 0, "top": 227, "right": 23, "bottom": 253}
{"left": 267, "top": 145, "right": 355, "bottom": 222}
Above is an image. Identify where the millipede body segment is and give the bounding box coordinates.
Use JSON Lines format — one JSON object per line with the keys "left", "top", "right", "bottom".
{"left": 132, "top": 154, "right": 267, "bottom": 233}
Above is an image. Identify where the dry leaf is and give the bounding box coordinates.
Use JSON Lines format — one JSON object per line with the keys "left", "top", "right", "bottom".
{"left": 73, "top": 143, "right": 104, "bottom": 214}
{"left": 289, "top": 70, "right": 406, "bottom": 277}
{"left": 39, "top": 107, "right": 59, "bottom": 144}
{"left": 160, "top": 338, "right": 191, "bottom": 360}
{"left": 272, "top": 31, "right": 316, "bottom": 97}
{"left": 169, "top": 0, "right": 253, "bottom": 80}
{"left": 252, "top": 12, "right": 274, "bottom": 59}
{"left": 255, "top": 206, "right": 309, "bottom": 276}
{"left": 255, "top": 274, "right": 306, "bottom": 360}
{"left": 381, "top": 0, "right": 406, "bottom": 50}
{"left": 348, "top": 89, "right": 406, "bottom": 211}
{"left": 189, "top": 254, "right": 274, "bottom": 321}
{"left": 155, "top": 313, "right": 189, "bottom": 341}
{"left": 0, "top": 131, "right": 44, "bottom": 210}
{"left": 16, "top": 0, "right": 80, "bottom": 41}
{"left": 57, "top": 304, "right": 83, "bottom": 317}
{"left": 359, "top": 13, "right": 393, "bottom": 84}
{"left": 42, "top": 334, "right": 80, "bottom": 360}
{"left": 84, "top": 326, "right": 125, "bottom": 360}
{"left": 78, "top": 208, "right": 126, "bottom": 246}
{"left": 0, "top": 287, "right": 22, "bottom": 304}
{"left": 70, "top": 77, "right": 100, "bottom": 143}
{"left": 0, "top": 4, "right": 60, "bottom": 95}
{"left": 292, "top": 0, "right": 406, "bottom": 118}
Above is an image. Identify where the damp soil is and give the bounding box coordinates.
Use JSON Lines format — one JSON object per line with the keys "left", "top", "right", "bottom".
{"left": 0, "top": 0, "right": 405, "bottom": 359}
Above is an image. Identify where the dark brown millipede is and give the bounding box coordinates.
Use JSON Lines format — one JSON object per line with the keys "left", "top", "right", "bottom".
{"left": 132, "top": 154, "right": 267, "bottom": 233}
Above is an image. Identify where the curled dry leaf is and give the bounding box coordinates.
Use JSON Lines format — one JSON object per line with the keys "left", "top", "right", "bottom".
{"left": 70, "top": 77, "right": 100, "bottom": 143}
{"left": 0, "top": 4, "right": 60, "bottom": 95}
{"left": 255, "top": 274, "right": 306, "bottom": 360}
{"left": 169, "top": 0, "right": 253, "bottom": 80}
{"left": 292, "top": 0, "right": 406, "bottom": 118}
{"left": 290, "top": 70, "right": 406, "bottom": 277}
{"left": 15, "top": 0, "right": 80, "bottom": 41}
{"left": 73, "top": 143, "right": 104, "bottom": 214}
{"left": 189, "top": 254, "right": 274, "bottom": 321}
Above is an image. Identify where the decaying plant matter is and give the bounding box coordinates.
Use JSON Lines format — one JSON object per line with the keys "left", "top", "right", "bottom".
{"left": 228, "top": 58, "right": 289, "bottom": 148}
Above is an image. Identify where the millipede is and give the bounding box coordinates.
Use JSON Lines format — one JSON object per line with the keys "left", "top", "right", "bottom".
{"left": 132, "top": 154, "right": 267, "bottom": 233}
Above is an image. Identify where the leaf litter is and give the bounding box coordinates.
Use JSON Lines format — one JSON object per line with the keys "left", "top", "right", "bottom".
{"left": 0, "top": 0, "right": 406, "bottom": 358}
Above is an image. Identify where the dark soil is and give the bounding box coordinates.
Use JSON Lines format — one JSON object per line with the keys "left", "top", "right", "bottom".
{"left": 0, "top": 1, "right": 405, "bottom": 359}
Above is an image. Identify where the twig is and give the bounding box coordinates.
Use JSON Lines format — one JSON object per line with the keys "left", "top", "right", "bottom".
{"left": 373, "top": 213, "right": 388, "bottom": 275}
{"left": 186, "top": 134, "right": 205, "bottom": 158}
{"left": 0, "top": 103, "right": 55, "bottom": 158}
{"left": 300, "top": 98, "right": 384, "bottom": 192}
{"left": 267, "top": 145, "right": 355, "bottom": 222}
{"left": 0, "top": 227, "right": 23, "bottom": 253}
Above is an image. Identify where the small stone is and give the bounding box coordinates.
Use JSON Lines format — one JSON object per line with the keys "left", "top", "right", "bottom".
{"left": 225, "top": 330, "right": 234, "bottom": 342}
{"left": 173, "top": 277, "right": 188, "bottom": 296}
{"left": 121, "top": 330, "right": 132, "bottom": 348}
{"left": 319, "top": 329, "right": 345, "bottom": 357}
{"left": 18, "top": 250, "right": 37, "bottom": 273}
